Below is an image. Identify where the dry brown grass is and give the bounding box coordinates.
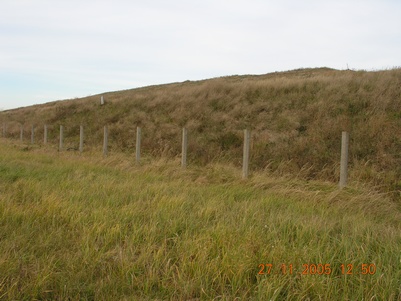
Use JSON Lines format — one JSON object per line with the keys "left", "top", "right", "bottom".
{"left": 2, "top": 67, "right": 401, "bottom": 196}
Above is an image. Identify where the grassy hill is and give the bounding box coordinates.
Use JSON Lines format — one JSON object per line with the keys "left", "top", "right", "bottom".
{"left": 1, "top": 68, "right": 401, "bottom": 299}
{"left": 2, "top": 67, "right": 401, "bottom": 195}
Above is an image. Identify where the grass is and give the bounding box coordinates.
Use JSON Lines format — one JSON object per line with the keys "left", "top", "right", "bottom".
{"left": 0, "top": 139, "right": 400, "bottom": 300}
{"left": 2, "top": 67, "right": 401, "bottom": 196}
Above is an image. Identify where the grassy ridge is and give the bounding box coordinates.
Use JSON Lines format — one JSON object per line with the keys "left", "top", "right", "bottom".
{"left": 0, "top": 140, "right": 400, "bottom": 300}
{"left": 1, "top": 68, "right": 401, "bottom": 195}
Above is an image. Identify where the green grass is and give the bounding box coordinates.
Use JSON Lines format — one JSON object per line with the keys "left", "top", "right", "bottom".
{"left": 2, "top": 68, "right": 401, "bottom": 195}
{"left": 0, "top": 140, "right": 400, "bottom": 300}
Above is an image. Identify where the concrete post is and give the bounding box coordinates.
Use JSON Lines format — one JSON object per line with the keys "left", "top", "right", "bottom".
{"left": 103, "top": 125, "right": 108, "bottom": 157}
{"left": 339, "top": 131, "right": 349, "bottom": 189}
{"left": 181, "top": 128, "right": 188, "bottom": 168}
{"left": 59, "top": 125, "right": 64, "bottom": 151}
{"left": 79, "top": 125, "right": 84, "bottom": 153}
{"left": 242, "top": 129, "right": 250, "bottom": 179}
{"left": 136, "top": 127, "right": 141, "bottom": 164}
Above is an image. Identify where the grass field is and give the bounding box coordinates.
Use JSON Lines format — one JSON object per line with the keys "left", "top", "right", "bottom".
{"left": 0, "top": 139, "right": 400, "bottom": 300}
{"left": 2, "top": 68, "right": 401, "bottom": 196}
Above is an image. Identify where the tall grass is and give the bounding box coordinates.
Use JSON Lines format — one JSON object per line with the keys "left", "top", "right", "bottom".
{"left": 0, "top": 140, "right": 400, "bottom": 300}
{"left": 2, "top": 68, "right": 401, "bottom": 196}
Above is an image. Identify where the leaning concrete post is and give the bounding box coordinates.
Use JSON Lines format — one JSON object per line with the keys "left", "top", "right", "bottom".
{"left": 242, "top": 129, "right": 250, "bottom": 179}
{"left": 59, "top": 125, "right": 64, "bottom": 151}
{"left": 181, "top": 128, "right": 188, "bottom": 168}
{"left": 103, "top": 125, "right": 108, "bottom": 157}
{"left": 136, "top": 127, "right": 141, "bottom": 164}
{"left": 339, "top": 131, "right": 349, "bottom": 189}
{"left": 79, "top": 125, "right": 84, "bottom": 153}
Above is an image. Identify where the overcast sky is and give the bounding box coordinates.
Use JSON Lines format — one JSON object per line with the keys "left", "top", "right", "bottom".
{"left": 1, "top": 0, "right": 400, "bottom": 110}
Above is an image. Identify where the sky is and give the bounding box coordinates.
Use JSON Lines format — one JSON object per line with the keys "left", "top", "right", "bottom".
{"left": 1, "top": 0, "right": 400, "bottom": 110}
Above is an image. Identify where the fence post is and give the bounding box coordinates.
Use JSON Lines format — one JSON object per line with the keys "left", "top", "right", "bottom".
{"left": 79, "top": 125, "right": 84, "bottom": 153}
{"left": 2, "top": 123, "right": 5, "bottom": 138}
{"left": 339, "top": 131, "right": 349, "bottom": 189}
{"left": 100, "top": 96, "right": 104, "bottom": 105}
{"left": 31, "top": 125, "right": 35, "bottom": 144}
{"left": 242, "top": 129, "right": 250, "bottom": 179}
{"left": 59, "top": 125, "right": 64, "bottom": 151}
{"left": 20, "top": 125, "right": 23, "bottom": 142}
{"left": 44, "top": 125, "right": 48, "bottom": 145}
{"left": 103, "top": 125, "right": 108, "bottom": 157}
{"left": 181, "top": 128, "right": 188, "bottom": 169}
{"left": 136, "top": 127, "right": 141, "bottom": 164}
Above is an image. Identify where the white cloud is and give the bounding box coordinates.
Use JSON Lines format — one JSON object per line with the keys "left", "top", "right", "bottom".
{"left": 0, "top": 0, "right": 400, "bottom": 109}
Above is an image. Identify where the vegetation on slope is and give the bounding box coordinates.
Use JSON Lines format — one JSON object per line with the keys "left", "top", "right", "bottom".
{"left": 1, "top": 68, "right": 401, "bottom": 194}
{"left": 0, "top": 141, "right": 400, "bottom": 300}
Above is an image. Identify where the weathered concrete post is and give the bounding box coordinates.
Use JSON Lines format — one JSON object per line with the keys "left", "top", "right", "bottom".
{"left": 79, "top": 125, "right": 84, "bottom": 153}
{"left": 59, "top": 125, "right": 64, "bottom": 151}
{"left": 339, "top": 131, "right": 349, "bottom": 189}
{"left": 181, "top": 127, "right": 188, "bottom": 169}
{"left": 100, "top": 96, "right": 104, "bottom": 105}
{"left": 242, "top": 129, "right": 250, "bottom": 179}
{"left": 20, "top": 125, "right": 23, "bottom": 142}
{"left": 136, "top": 127, "right": 141, "bottom": 164}
{"left": 103, "top": 125, "right": 108, "bottom": 157}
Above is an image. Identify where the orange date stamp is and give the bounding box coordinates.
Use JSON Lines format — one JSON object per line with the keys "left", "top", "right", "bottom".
{"left": 258, "top": 263, "right": 376, "bottom": 275}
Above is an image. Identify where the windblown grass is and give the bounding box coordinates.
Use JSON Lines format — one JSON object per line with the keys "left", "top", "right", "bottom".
{"left": 2, "top": 68, "right": 401, "bottom": 196}
{"left": 0, "top": 140, "right": 400, "bottom": 300}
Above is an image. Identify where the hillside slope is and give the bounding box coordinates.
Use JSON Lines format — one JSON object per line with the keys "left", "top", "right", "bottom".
{"left": 1, "top": 67, "right": 401, "bottom": 194}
